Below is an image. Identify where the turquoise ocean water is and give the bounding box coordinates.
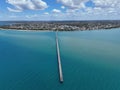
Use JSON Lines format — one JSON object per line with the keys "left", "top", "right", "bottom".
{"left": 0, "top": 29, "right": 120, "bottom": 90}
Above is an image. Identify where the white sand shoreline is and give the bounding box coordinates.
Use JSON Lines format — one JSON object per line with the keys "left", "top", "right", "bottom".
{"left": 0, "top": 28, "right": 54, "bottom": 32}
{"left": 0, "top": 28, "right": 120, "bottom": 32}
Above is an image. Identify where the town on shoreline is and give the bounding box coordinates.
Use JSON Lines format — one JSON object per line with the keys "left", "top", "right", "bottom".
{"left": 0, "top": 20, "right": 120, "bottom": 31}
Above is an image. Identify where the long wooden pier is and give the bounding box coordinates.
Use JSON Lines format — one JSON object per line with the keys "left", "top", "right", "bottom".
{"left": 56, "top": 32, "right": 63, "bottom": 83}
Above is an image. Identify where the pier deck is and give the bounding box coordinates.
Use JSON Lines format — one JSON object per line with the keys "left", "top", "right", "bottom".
{"left": 56, "top": 32, "right": 63, "bottom": 83}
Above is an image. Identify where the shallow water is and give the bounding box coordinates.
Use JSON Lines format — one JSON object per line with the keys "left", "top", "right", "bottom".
{"left": 0, "top": 29, "right": 120, "bottom": 90}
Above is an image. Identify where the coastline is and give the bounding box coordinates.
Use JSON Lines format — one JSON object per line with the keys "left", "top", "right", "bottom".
{"left": 1, "top": 20, "right": 120, "bottom": 32}
{"left": 0, "top": 27, "right": 120, "bottom": 32}
{"left": 0, "top": 28, "right": 54, "bottom": 32}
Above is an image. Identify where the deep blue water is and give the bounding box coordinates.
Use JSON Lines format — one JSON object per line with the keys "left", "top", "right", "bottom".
{"left": 0, "top": 29, "right": 120, "bottom": 90}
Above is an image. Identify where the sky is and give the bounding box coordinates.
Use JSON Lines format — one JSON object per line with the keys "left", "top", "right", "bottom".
{"left": 0, "top": 0, "right": 120, "bottom": 21}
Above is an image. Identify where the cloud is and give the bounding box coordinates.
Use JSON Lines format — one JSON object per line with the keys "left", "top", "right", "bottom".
{"left": 57, "top": 0, "right": 120, "bottom": 17}
{"left": 25, "top": 14, "right": 38, "bottom": 18}
{"left": 3, "top": 0, "right": 120, "bottom": 20}
{"left": 7, "top": 7, "right": 22, "bottom": 12}
{"left": 6, "top": 0, "right": 48, "bottom": 12}
{"left": 52, "top": 9, "right": 61, "bottom": 13}
{"left": 91, "top": 0, "right": 120, "bottom": 15}
{"left": 57, "top": 0, "right": 89, "bottom": 9}
{"left": 57, "top": 0, "right": 120, "bottom": 9}
{"left": 44, "top": 12, "right": 49, "bottom": 15}
{"left": 93, "top": 0, "right": 120, "bottom": 8}
{"left": 61, "top": 6, "right": 65, "bottom": 9}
